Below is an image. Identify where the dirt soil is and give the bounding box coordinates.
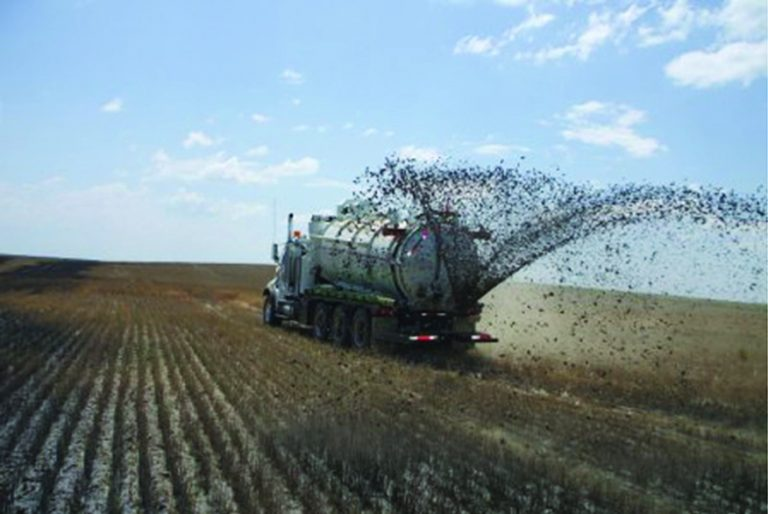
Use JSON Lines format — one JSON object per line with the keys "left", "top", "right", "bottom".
{"left": 0, "top": 256, "right": 765, "bottom": 513}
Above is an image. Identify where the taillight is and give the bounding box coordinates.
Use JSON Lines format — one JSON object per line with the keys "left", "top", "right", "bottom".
{"left": 471, "top": 332, "right": 494, "bottom": 341}
{"left": 409, "top": 335, "right": 439, "bottom": 342}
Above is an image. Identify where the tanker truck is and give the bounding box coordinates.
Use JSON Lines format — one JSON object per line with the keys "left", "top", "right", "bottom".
{"left": 262, "top": 200, "right": 497, "bottom": 349}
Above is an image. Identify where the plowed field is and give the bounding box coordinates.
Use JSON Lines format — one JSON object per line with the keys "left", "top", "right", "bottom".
{"left": 0, "top": 257, "right": 765, "bottom": 513}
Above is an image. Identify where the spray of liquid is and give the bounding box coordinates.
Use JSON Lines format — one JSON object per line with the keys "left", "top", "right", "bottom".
{"left": 352, "top": 157, "right": 767, "bottom": 306}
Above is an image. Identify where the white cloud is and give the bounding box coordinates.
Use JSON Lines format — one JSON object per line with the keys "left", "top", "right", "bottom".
{"left": 638, "top": 0, "right": 701, "bottom": 47}
{"left": 494, "top": 0, "right": 527, "bottom": 6}
{"left": 182, "top": 131, "right": 215, "bottom": 149}
{"left": 362, "top": 127, "right": 378, "bottom": 137}
{"left": 454, "top": 10, "right": 555, "bottom": 56}
{"left": 291, "top": 98, "right": 302, "bottom": 106}
{"left": 251, "top": 113, "right": 270, "bottom": 124}
{"left": 100, "top": 98, "right": 123, "bottom": 113}
{"left": 304, "top": 178, "right": 355, "bottom": 191}
{"left": 151, "top": 150, "right": 319, "bottom": 184}
{"left": 169, "top": 188, "right": 266, "bottom": 220}
{"left": 565, "top": 99, "right": 605, "bottom": 118}
{"left": 245, "top": 145, "right": 269, "bottom": 157}
{"left": 292, "top": 124, "right": 329, "bottom": 134}
{"left": 518, "top": 4, "right": 646, "bottom": 62}
{"left": 718, "top": 0, "right": 767, "bottom": 41}
{"left": 0, "top": 179, "right": 280, "bottom": 262}
{"left": 508, "top": 11, "right": 556, "bottom": 37}
{"left": 560, "top": 101, "right": 664, "bottom": 157}
{"left": 454, "top": 35, "right": 499, "bottom": 56}
{"left": 638, "top": 0, "right": 766, "bottom": 47}
{"left": 665, "top": 40, "right": 767, "bottom": 87}
{"left": 397, "top": 145, "right": 441, "bottom": 162}
{"left": 656, "top": 0, "right": 766, "bottom": 88}
{"left": 281, "top": 68, "right": 304, "bottom": 85}
{"left": 260, "top": 157, "right": 319, "bottom": 181}
{"left": 474, "top": 143, "right": 529, "bottom": 156}
{"left": 342, "top": 122, "right": 354, "bottom": 130}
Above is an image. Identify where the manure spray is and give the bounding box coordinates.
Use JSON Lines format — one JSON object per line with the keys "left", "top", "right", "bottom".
{"left": 351, "top": 158, "right": 767, "bottom": 304}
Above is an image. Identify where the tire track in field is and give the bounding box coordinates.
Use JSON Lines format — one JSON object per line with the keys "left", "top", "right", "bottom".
{"left": 156, "top": 313, "right": 240, "bottom": 513}
{"left": 136, "top": 321, "right": 153, "bottom": 514}
{"left": 109, "top": 322, "right": 144, "bottom": 514}
{"left": 165, "top": 319, "right": 304, "bottom": 514}
{"left": 169, "top": 319, "right": 362, "bottom": 513}
{"left": 150, "top": 315, "right": 213, "bottom": 514}
{"left": 164, "top": 328, "right": 261, "bottom": 513}
{"left": 132, "top": 302, "right": 636, "bottom": 510}
{"left": 105, "top": 324, "right": 138, "bottom": 514}
{"left": 72, "top": 297, "right": 130, "bottom": 514}
{"left": 76, "top": 339, "right": 125, "bottom": 513}
{"left": 164, "top": 297, "right": 336, "bottom": 513}
{"left": 182, "top": 309, "right": 525, "bottom": 511}
{"left": 171, "top": 321, "right": 342, "bottom": 512}
{"left": 136, "top": 317, "right": 177, "bottom": 514}
{"left": 0, "top": 315, "right": 101, "bottom": 503}
{"left": 196, "top": 333, "right": 453, "bottom": 512}
{"left": 174, "top": 318, "right": 365, "bottom": 498}
{"left": 148, "top": 312, "right": 195, "bottom": 512}
{"left": 45, "top": 311, "right": 121, "bottom": 514}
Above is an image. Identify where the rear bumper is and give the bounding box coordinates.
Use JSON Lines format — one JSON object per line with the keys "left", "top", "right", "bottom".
{"left": 391, "top": 332, "right": 498, "bottom": 344}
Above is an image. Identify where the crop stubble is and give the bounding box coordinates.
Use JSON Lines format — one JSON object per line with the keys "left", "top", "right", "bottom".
{"left": 0, "top": 260, "right": 765, "bottom": 513}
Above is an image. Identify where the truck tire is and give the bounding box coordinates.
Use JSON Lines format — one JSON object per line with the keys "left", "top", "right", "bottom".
{"left": 330, "top": 306, "right": 350, "bottom": 346}
{"left": 312, "top": 303, "right": 331, "bottom": 341}
{"left": 262, "top": 295, "right": 281, "bottom": 326}
{"left": 351, "top": 308, "right": 371, "bottom": 349}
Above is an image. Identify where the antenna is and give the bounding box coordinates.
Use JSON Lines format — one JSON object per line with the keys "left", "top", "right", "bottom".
{"left": 272, "top": 198, "right": 277, "bottom": 245}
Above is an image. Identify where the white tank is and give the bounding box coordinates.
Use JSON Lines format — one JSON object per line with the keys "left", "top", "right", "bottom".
{"left": 308, "top": 202, "right": 481, "bottom": 311}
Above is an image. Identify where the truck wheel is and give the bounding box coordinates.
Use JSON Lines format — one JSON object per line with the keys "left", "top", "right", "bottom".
{"left": 312, "top": 303, "right": 330, "bottom": 341}
{"left": 262, "top": 295, "right": 281, "bottom": 326}
{"left": 351, "top": 308, "right": 371, "bottom": 349}
{"left": 330, "top": 306, "right": 349, "bottom": 346}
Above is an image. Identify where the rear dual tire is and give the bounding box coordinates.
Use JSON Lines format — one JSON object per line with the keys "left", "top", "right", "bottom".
{"left": 313, "top": 302, "right": 371, "bottom": 349}
{"left": 331, "top": 306, "right": 349, "bottom": 346}
{"left": 351, "top": 308, "right": 372, "bottom": 349}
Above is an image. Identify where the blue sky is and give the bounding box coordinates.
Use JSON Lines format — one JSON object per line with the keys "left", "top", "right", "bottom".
{"left": 0, "top": 0, "right": 766, "bottom": 264}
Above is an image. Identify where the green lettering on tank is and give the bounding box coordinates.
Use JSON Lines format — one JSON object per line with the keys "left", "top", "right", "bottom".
{"left": 307, "top": 285, "right": 396, "bottom": 307}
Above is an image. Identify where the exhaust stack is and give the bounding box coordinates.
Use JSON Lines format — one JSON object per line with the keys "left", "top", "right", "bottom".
{"left": 287, "top": 213, "right": 294, "bottom": 241}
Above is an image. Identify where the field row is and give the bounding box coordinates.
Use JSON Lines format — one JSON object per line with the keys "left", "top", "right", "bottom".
{"left": 0, "top": 295, "right": 567, "bottom": 513}
{"left": 0, "top": 280, "right": 765, "bottom": 513}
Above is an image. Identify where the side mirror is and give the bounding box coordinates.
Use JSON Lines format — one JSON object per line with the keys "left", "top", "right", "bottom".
{"left": 271, "top": 243, "right": 280, "bottom": 263}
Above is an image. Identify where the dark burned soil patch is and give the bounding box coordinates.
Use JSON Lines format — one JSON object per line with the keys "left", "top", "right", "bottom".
{"left": 0, "top": 258, "right": 98, "bottom": 295}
